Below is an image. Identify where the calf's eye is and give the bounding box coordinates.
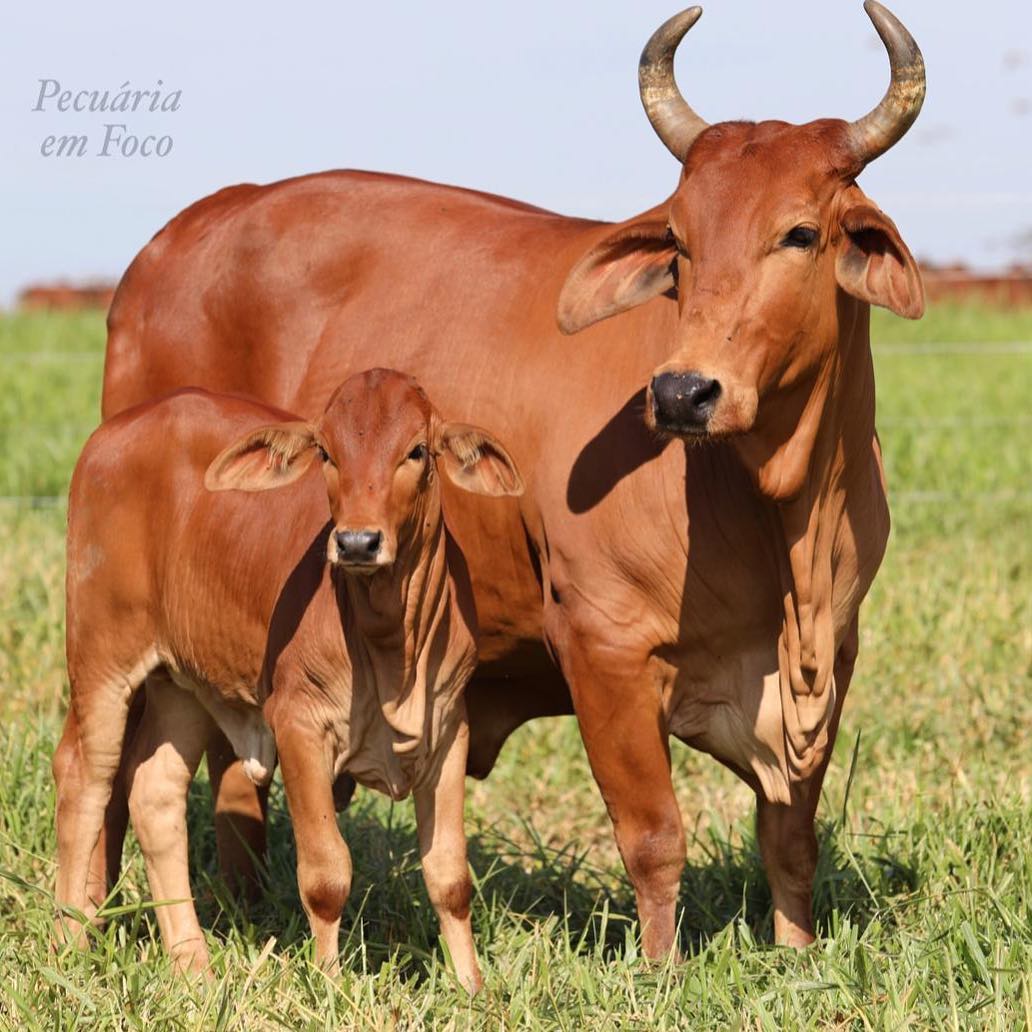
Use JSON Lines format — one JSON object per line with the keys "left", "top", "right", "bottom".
{"left": 408, "top": 443, "right": 427, "bottom": 462}
{"left": 783, "top": 225, "right": 819, "bottom": 249}
{"left": 317, "top": 446, "right": 330, "bottom": 463}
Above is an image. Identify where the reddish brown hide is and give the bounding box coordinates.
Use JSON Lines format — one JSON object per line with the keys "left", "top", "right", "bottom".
{"left": 55, "top": 369, "right": 523, "bottom": 988}
{"left": 95, "top": 3, "right": 924, "bottom": 956}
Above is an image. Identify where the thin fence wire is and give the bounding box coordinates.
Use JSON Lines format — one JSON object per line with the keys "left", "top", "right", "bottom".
{"left": 877, "top": 416, "right": 1032, "bottom": 427}
{"left": 872, "top": 342, "right": 1032, "bottom": 355}
{"left": 0, "top": 497, "right": 65, "bottom": 508}
{"left": 0, "top": 352, "right": 103, "bottom": 363}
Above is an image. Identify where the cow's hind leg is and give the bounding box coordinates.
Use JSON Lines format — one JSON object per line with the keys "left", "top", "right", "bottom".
{"left": 206, "top": 729, "right": 268, "bottom": 900}
{"left": 464, "top": 671, "right": 573, "bottom": 779}
{"left": 559, "top": 639, "right": 685, "bottom": 961}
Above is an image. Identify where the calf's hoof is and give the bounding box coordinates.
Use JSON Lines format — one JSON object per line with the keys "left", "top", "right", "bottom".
{"left": 459, "top": 965, "right": 483, "bottom": 996}
{"left": 777, "top": 927, "right": 817, "bottom": 950}
{"left": 52, "top": 913, "right": 91, "bottom": 952}
{"left": 171, "top": 940, "right": 213, "bottom": 978}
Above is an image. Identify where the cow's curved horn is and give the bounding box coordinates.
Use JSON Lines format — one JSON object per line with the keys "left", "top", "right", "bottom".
{"left": 848, "top": 1, "right": 926, "bottom": 165}
{"left": 639, "top": 7, "right": 708, "bottom": 162}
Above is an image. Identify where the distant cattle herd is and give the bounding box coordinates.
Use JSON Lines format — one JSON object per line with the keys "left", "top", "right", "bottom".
{"left": 18, "top": 281, "right": 116, "bottom": 312}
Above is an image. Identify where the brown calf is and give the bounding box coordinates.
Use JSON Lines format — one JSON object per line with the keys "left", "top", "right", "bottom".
{"left": 54, "top": 369, "right": 523, "bottom": 990}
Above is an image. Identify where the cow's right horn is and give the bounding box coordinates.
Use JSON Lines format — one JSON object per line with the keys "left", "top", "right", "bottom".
{"left": 639, "top": 7, "right": 709, "bottom": 163}
{"left": 847, "top": 1, "right": 926, "bottom": 165}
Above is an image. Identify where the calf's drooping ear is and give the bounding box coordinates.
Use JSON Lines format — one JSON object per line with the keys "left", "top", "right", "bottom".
{"left": 836, "top": 202, "right": 924, "bottom": 319}
{"left": 205, "top": 421, "right": 318, "bottom": 492}
{"left": 436, "top": 424, "right": 524, "bottom": 497}
{"left": 557, "top": 218, "right": 677, "bottom": 334}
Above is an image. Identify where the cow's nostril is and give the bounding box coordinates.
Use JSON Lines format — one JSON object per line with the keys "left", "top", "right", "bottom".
{"left": 336, "top": 529, "right": 383, "bottom": 562}
{"left": 688, "top": 376, "right": 721, "bottom": 409}
{"left": 651, "top": 371, "right": 722, "bottom": 431}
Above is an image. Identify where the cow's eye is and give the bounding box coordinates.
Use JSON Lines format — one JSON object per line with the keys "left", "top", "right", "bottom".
{"left": 668, "top": 255, "right": 680, "bottom": 288}
{"left": 666, "top": 226, "right": 689, "bottom": 260}
{"left": 408, "top": 443, "right": 427, "bottom": 462}
{"left": 317, "top": 446, "right": 330, "bottom": 463}
{"left": 783, "top": 225, "right": 819, "bottom": 249}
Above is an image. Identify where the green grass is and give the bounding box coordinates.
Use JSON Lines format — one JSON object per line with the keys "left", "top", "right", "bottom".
{"left": 0, "top": 306, "right": 1030, "bottom": 1028}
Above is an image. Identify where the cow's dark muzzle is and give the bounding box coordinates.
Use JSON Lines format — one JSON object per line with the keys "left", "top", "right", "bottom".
{"left": 335, "top": 528, "right": 383, "bottom": 564}
{"left": 650, "top": 371, "right": 722, "bottom": 434}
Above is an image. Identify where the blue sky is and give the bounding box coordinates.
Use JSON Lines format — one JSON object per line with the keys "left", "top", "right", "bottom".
{"left": 1, "top": 0, "right": 1029, "bottom": 305}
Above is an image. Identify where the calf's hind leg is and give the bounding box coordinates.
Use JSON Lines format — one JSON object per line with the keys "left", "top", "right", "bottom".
{"left": 76, "top": 691, "right": 145, "bottom": 918}
{"left": 54, "top": 671, "right": 139, "bottom": 945}
{"left": 53, "top": 707, "right": 114, "bottom": 922}
{"left": 125, "top": 674, "right": 214, "bottom": 974}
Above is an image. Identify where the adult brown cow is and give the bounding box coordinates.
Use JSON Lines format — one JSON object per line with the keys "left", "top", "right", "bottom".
{"left": 98, "top": 2, "right": 924, "bottom": 956}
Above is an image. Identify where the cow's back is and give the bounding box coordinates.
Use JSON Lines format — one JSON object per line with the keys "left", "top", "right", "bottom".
{"left": 103, "top": 170, "right": 596, "bottom": 423}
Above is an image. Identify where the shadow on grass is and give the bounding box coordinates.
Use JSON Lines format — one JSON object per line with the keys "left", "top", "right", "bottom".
{"left": 174, "top": 775, "right": 919, "bottom": 981}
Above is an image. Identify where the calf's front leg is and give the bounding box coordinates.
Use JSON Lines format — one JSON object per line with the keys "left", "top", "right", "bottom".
{"left": 277, "top": 723, "right": 352, "bottom": 973}
{"left": 414, "top": 714, "right": 482, "bottom": 995}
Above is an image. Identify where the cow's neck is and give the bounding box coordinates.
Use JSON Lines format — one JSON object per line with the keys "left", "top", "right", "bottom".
{"left": 735, "top": 299, "right": 884, "bottom": 783}
{"left": 336, "top": 498, "right": 450, "bottom": 756}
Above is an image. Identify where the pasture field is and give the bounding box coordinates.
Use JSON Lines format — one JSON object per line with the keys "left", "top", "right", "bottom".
{"left": 0, "top": 304, "right": 1029, "bottom": 1029}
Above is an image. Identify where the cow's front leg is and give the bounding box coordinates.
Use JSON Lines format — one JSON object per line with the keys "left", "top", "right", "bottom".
{"left": 413, "top": 712, "right": 481, "bottom": 994}
{"left": 756, "top": 623, "right": 857, "bottom": 948}
{"left": 276, "top": 722, "right": 351, "bottom": 973}
{"left": 756, "top": 792, "right": 820, "bottom": 948}
{"left": 560, "top": 639, "right": 685, "bottom": 961}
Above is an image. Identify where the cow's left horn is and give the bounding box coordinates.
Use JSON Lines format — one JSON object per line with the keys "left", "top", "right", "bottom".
{"left": 639, "top": 7, "right": 709, "bottom": 162}
{"left": 848, "top": 0, "right": 926, "bottom": 165}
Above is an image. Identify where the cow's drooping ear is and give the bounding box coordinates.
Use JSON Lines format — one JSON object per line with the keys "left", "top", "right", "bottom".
{"left": 836, "top": 201, "right": 924, "bottom": 319}
{"left": 436, "top": 423, "right": 524, "bottom": 497}
{"left": 557, "top": 218, "right": 677, "bottom": 334}
{"left": 205, "top": 421, "right": 318, "bottom": 492}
